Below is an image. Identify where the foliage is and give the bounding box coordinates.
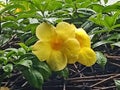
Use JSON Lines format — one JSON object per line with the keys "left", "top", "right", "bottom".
{"left": 96, "top": 51, "right": 107, "bottom": 69}
{"left": 0, "top": 0, "right": 120, "bottom": 89}
{"left": 114, "top": 80, "right": 120, "bottom": 90}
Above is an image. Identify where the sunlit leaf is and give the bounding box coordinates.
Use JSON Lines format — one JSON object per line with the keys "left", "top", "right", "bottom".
{"left": 88, "top": 4, "right": 104, "bottom": 13}
{"left": 18, "top": 43, "right": 29, "bottom": 52}
{"left": 103, "top": 2, "right": 120, "bottom": 12}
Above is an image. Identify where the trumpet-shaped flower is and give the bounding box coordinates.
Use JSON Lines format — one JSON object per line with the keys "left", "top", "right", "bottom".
{"left": 32, "top": 22, "right": 80, "bottom": 71}
{"left": 32, "top": 22, "right": 96, "bottom": 71}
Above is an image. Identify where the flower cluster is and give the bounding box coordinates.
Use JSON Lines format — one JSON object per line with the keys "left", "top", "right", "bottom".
{"left": 32, "top": 22, "right": 96, "bottom": 71}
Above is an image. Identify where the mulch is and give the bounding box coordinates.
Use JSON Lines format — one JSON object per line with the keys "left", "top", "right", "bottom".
{"left": 1, "top": 53, "right": 120, "bottom": 90}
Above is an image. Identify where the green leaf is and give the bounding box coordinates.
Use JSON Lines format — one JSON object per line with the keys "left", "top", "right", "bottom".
{"left": 104, "top": 0, "right": 108, "bottom": 4}
{"left": 16, "top": 59, "right": 32, "bottom": 68}
{"left": 112, "top": 24, "right": 120, "bottom": 29}
{"left": 0, "top": 57, "right": 8, "bottom": 64}
{"left": 96, "top": 51, "right": 107, "bottom": 69}
{"left": 92, "top": 40, "right": 113, "bottom": 48}
{"left": 3, "top": 64, "right": 13, "bottom": 73}
{"left": 114, "top": 80, "right": 120, "bottom": 90}
{"left": 34, "top": 62, "right": 52, "bottom": 80}
{"left": 18, "top": 48, "right": 26, "bottom": 56}
{"left": 104, "top": 11, "right": 120, "bottom": 28}
{"left": 18, "top": 43, "right": 29, "bottom": 52}
{"left": 88, "top": 4, "right": 104, "bottom": 13}
{"left": 17, "top": 11, "right": 36, "bottom": 19}
{"left": 103, "top": 3, "right": 120, "bottom": 13}
{"left": 111, "top": 42, "right": 120, "bottom": 47}
{"left": 104, "top": 16, "right": 114, "bottom": 28}
{"left": 108, "top": 34, "right": 120, "bottom": 41}
{"left": 22, "top": 68, "right": 44, "bottom": 89}
{"left": 20, "top": 32, "right": 32, "bottom": 42}
{"left": 2, "top": 22, "right": 18, "bottom": 29}
{"left": 19, "top": 53, "right": 35, "bottom": 60}
{"left": 0, "top": 4, "right": 25, "bottom": 14}
{"left": 65, "top": 0, "right": 72, "bottom": 3}
{"left": 32, "top": 0, "right": 44, "bottom": 11}
{"left": 47, "top": 1, "right": 62, "bottom": 11}
{"left": 56, "top": 67, "right": 69, "bottom": 79}
{"left": 25, "top": 36, "right": 37, "bottom": 46}
{"left": 89, "top": 13, "right": 103, "bottom": 26}
{"left": 32, "top": 59, "right": 52, "bottom": 80}
{"left": 5, "top": 48, "right": 18, "bottom": 58}
{"left": 81, "top": 21, "right": 94, "bottom": 30}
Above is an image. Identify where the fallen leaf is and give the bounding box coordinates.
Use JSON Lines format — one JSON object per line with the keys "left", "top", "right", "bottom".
{"left": 0, "top": 87, "right": 10, "bottom": 90}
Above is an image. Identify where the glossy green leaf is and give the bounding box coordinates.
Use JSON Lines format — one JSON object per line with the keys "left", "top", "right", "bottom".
{"left": 25, "top": 36, "right": 37, "bottom": 46}
{"left": 34, "top": 62, "right": 52, "bottom": 80}
{"left": 16, "top": 59, "right": 32, "bottom": 68}
{"left": 22, "top": 68, "right": 44, "bottom": 89}
{"left": 111, "top": 42, "right": 120, "bottom": 47}
{"left": 93, "top": 40, "right": 113, "bottom": 48}
{"left": 96, "top": 51, "right": 107, "bottom": 69}
{"left": 19, "top": 53, "right": 35, "bottom": 60}
{"left": 5, "top": 48, "right": 18, "bottom": 58}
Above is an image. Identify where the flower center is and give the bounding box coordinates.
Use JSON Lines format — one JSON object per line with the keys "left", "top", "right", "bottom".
{"left": 51, "top": 37, "right": 63, "bottom": 50}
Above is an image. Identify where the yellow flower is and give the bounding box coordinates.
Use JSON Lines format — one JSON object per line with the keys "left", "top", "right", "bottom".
{"left": 75, "top": 28, "right": 91, "bottom": 48}
{"left": 32, "top": 22, "right": 96, "bottom": 71}
{"left": 32, "top": 22, "right": 80, "bottom": 71}
{"left": 75, "top": 28, "right": 96, "bottom": 66}
{"left": 15, "top": 8, "right": 22, "bottom": 13}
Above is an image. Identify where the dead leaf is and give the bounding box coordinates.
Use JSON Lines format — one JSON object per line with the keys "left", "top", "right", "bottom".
{"left": 0, "top": 87, "right": 10, "bottom": 90}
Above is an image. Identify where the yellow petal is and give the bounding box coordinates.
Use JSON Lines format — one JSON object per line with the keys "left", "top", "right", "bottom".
{"left": 46, "top": 50, "right": 67, "bottom": 71}
{"left": 75, "top": 28, "right": 91, "bottom": 47}
{"left": 77, "top": 47, "right": 96, "bottom": 66}
{"left": 32, "top": 41, "right": 52, "bottom": 61}
{"left": 36, "top": 22, "right": 55, "bottom": 40}
{"left": 56, "top": 22, "right": 75, "bottom": 39}
{"left": 67, "top": 57, "right": 77, "bottom": 64}
{"left": 62, "top": 38, "right": 80, "bottom": 64}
